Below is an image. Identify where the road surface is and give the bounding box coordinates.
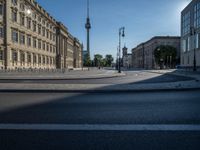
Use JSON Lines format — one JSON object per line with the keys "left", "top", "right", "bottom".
{"left": 0, "top": 90, "right": 200, "bottom": 150}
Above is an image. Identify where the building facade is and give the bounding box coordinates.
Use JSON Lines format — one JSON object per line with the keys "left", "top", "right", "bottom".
{"left": 181, "top": 0, "right": 200, "bottom": 69}
{"left": 122, "top": 46, "right": 132, "bottom": 68}
{"left": 56, "top": 22, "right": 82, "bottom": 69}
{"left": 132, "top": 36, "right": 180, "bottom": 69}
{"left": 0, "top": 0, "right": 82, "bottom": 70}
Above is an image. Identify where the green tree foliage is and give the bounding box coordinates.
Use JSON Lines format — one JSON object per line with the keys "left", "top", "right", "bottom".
{"left": 93, "top": 54, "right": 114, "bottom": 67}
{"left": 154, "top": 45, "right": 177, "bottom": 68}
{"left": 84, "top": 54, "right": 91, "bottom": 67}
{"left": 105, "top": 55, "right": 114, "bottom": 67}
{"left": 94, "top": 54, "right": 103, "bottom": 67}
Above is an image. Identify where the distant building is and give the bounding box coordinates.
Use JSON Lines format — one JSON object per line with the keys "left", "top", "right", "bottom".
{"left": 181, "top": 0, "right": 200, "bottom": 70}
{"left": 132, "top": 36, "right": 180, "bottom": 69}
{"left": 82, "top": 50, "right": 88, "bottom": 64}
{"left": 122, "top": 46, "right": 132, "bottom": 68}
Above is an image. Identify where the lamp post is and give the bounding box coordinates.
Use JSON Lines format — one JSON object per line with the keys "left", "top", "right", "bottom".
{"left": 190, "top": 27, "right": 197, "bottom": 72}
{"left": 118, "top": 27, "right": 125, "bottom": 73}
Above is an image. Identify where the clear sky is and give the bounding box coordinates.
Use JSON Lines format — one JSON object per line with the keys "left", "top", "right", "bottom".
{"left": 36, "top": 0, "right": 191, "bottom": 59}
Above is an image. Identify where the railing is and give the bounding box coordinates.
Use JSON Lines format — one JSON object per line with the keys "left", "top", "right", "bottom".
{"left": 0, "top": 67, "right": 90, "bottom": 74}
{"left": 0, "top": 68, "right": 70, "bottom": 74}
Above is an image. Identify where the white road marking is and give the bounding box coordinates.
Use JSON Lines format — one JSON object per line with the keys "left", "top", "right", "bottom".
{"left": 0, "top": 124, "right": 200, "bottom": 131}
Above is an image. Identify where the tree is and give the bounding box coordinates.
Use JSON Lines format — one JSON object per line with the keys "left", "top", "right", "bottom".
{"left": 84, "top": 54, "right": 91, "bottom": 67}
{"left": 154, "top": 45, "right": 177, "bottom": 69}
{"left": 94, "top": 54, "right": 103, "bottom": 67}
{"left": 105, "top": 55, "right": 114, "bottom": 67}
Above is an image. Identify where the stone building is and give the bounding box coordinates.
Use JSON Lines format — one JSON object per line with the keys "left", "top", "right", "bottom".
{"left": 181, "top": 0, "right": 200, "bottom": 70}
{"left": 0, "top": 0, "right": 82, "bottom": 70}
{"left": 132, "top": 36, "right": 180, "bottom": 69}
{"left": 56, "top": 22, "right": 82, "bottom": 69}
{"left": 122, "top": 46, "right": 132, "bottom": 69}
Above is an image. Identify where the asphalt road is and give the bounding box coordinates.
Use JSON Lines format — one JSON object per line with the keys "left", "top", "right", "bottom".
{"left": 0, "top": 90, "right": 200, "bottom": 150}
{"left": 0, "top": 71, "right": 194, "bottom": 84}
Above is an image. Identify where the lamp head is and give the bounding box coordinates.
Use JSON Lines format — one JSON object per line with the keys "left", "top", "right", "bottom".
{"left": 122, "top": 27, "right": 125, "bottom": 37}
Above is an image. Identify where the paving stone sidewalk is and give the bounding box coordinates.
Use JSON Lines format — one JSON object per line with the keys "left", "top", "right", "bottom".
{"left": 0, "top": 69, "right": 199, "bottom": 91}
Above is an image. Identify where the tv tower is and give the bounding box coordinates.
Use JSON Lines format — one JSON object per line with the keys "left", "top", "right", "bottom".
{"left": 85, "top": 0, "right": 91, "bottom": 58}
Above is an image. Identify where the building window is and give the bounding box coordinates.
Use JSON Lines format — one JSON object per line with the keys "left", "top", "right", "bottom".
{"left": 38, "top": 16, "right": 41, "bottom": 22}
{"left": 38, "top": 25, "right": 41, "bottom": 34}
{"left": 12, "top": 29, "right": 18, "bottom": 43}
{"left": 182, "top": 39, "right": 187, "bottom": 53}
{"left": 33, "top": 38, "right": 37, "bottom": 48}
{"left": 20, "top": 14, "right": 25, "bottom": 26}
{"left": 196, "top": 33, "right": 199, "bottom": 49}
{"left": 43, "top": 41, "right": 45, "bottom": 50}
{"left": 0, "top": 4, "right": 3, "bottom": 16}
{"left": 12, "top": 0, "right": 18, "bottom": 6}
{"left": 47, "top": 57, "right": 49, "bottom": 64}
{"left": 47, "top": 44, "right": 49, "bottom": 51}
{"left": 50, "top": 32, "right": 52, "bottom": 40}
{"left": 38, "top": 40, "right": 41, "bottom": 49}
{"left": 43, "top": 56, "right": 45, "bottom": 64}
{"left": 50, "top": 57, "right": 52, "bottom": 65}
{"left": 46, "top": 30, "right": 49, "bottom": 39}
{"left": 194, "top": 3, "right": 200, "bottom": 28}
{"left": 187, "top": 37, "right": 190, "bottom": 51}
{"left": 33, "top": 21, "right": 37, "bottom": 32}
{"left": 27, "top": 53, "right": 31, "bottom": 63}
{"left": 27, "top": 18, "right": 31, "bottom": 29}
{"left": 20, "top": 33, "right": 25, "bottom": 45}
{"left": 53, "top": 34, "right": 56, "bottom": 42}
{"left": 32, "top": 13, "right": 37, "bottom": 20}
{"left": 27, "top": 35, "right": 31, "bottom": 46}
{"left": 50, "top": 45, "right": 52, "bottom": 52}
{"left": 0, "top": 50, "right": 3, "bottom": 60}
{"left": 182, "top": 11, "right": 190, "bottom": 36}
{"left": 12, "top": 50, "right": 18, "bottom": 62}
{"left": 46, "top": 23, "right": 49, "bottom": 28}
{"left": 20, "top": 3, "right": 25, "bottom": 11}
{"left": 53, "top": 46, "right": 56, "bottom": 53}
{"left": 20, "top": 52, "right": 25, "bottom": 63}
{"left": 42, "top": 27, "right": 45, "bottom": 36}
{"left": 12, "top": 10, "right": 17, "bottom": 22}
{"left": 38, "top": 55, "right": 41, "bottom": 64}
{"left": 33, "top": 54, "right": 37, "bottom": 64}
{"left": 0, "top": 27, "right": 4, "bottom": 38}
{"left": 42, "top": 20, "right": 45, "bottom": 25}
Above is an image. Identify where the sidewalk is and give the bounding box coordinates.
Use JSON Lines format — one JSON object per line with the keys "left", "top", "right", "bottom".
{"left": 145, "top": 69, "right": 200, "bottom": 80}
{"left": 0, "top": 69, "right": 199, "bottom": 92}
{"left": 0, "top": 70, "right": 125, "bottom": 80}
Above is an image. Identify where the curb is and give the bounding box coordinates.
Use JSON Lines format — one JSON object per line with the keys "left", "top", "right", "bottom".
{"left": 0, "top": 87, "right": 200, "bottom": 93}
{"left": 0, "top": 73, "right": 126, "bottom": 80}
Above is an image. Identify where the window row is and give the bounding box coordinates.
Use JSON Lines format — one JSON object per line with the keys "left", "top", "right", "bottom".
{"left": 12, "top": 10, "right": 56, "bottom": 41}
{"left": 11, "top": 29, "right": 56, "bottom": 53}
{"left": 0, "top": 3, "right": 4, "bottom": 16}
{"left": 12, "top": 0, "right": 56, "bottom": 32}
{"left": 182, "top": 11, "right": 190, "bottom": 36}
{"left": 11, "top": 50, "right": 55, "bottom": 65}
{"left": 182, "top": 33, "right": 199, "bottom": 52}
{"left": 194, "top": 2, "right": 200, "bottom": 28}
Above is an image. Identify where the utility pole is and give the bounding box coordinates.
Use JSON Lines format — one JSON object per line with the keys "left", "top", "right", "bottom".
{"left": 118, "top": 27, "right": 125, "bottom": 73}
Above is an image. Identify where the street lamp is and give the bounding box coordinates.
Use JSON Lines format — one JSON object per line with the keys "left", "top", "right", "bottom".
{"left": 190, "top": 27, "right": 197, "bottom": 72}
{"left": 118, "top": 27, "right": 125, "bottom": 73}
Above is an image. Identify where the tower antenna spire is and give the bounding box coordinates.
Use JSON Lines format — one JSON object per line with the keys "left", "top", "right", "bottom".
{"left": 85, "top": 0, "right": 91, "bottom": 61}
{"left": 87, "top": 0, "right": 89, "bottom": 18}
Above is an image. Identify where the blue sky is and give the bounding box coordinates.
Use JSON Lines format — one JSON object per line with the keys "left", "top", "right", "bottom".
{"left": 36, "top": 0, "right": 191, "bottom": 59}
